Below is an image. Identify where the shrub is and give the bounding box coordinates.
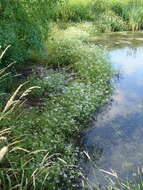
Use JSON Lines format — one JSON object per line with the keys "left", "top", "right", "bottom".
{"left": 0, "top": 0, "right": 55, "bottom": 65}
{"left": 95, "top": 11, "right": 126, "bottom": 32}
{"left": 47, "top": 27, "right": 89, "bottom": 66}
{"left": 90, "top": 0, "right": 110, "bottom": 18}
{"left": 110, "top": 0, "right": 127, "bottom": 16}
{"left": 48, "top": 26, "right": 112, "bottom": 80}
{"left": 54, "top": 0, "right": 92, "bottom": 22}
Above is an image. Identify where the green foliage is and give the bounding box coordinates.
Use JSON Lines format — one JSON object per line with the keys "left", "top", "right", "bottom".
{"left": 54, "top": 0, "right": 92, "bottom": 22}
{"left": 1, "top": 0, "right": 143, "bottom": 67}
{"left": 51, "top": 0, "right": 143, "bottom": 33}
{"left": 1, "top": 67, "right": 111, "bottom": 189}
{"left": 0, "top": 22, "right": 43, "bottom": 63}
{"left": 110, "top": 0, "right": 126, "bottom": 16}
{"left": 48, "top": 26, "right": 112, "bottom": 81}
{"left": 95, "top": 11, "right": 126, "bottom": 32}
{"left": 122, "top": 0, "right": 143, "bottom": 31}
{"left": 1, "top": 0, "right": 143, "bottom": 68}
{"left": 48, "top": 27, "right": 89, "bottom": 66}
{"left": 90, "top": 0, "right": 110, "bottom": 18}
{"left": 105, "top": 0, "right": 143, "bottom": 32}
{"left": 0, "top": 0, "right": 55, "bottom": 64}
{"left": 3, "top": 0, "right": 143, "bottom": 188}
{"left": 53, "top": 0, "right": 112, "bottom": 22}
{"left": 0, "top": 26, "right": 113, "bottom": 189}
{"left": 27, "top": 70, "right": 69, "bottom": 98}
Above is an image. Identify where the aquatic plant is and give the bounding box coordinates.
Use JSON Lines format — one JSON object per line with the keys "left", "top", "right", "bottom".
{"left": 122, "top": 0, "right": 143, "bottom": 31}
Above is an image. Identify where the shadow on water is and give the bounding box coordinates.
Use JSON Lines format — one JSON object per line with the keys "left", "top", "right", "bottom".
{"left": 82, "top": 32, "right": 143, "bottom": 188}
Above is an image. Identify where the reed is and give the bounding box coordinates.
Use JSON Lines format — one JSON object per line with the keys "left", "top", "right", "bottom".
{"left": 122, "top": 0, "right": 143, "bottom": 31}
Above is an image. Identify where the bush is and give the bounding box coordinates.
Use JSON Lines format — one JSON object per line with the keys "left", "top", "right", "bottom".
{"left": 90, "top": 0, "right": 110, "bottom": 18}
{"left": 110, "top": 0, "right": 126, "bottom": 16}
{"left": 48, "top": 27, "right": 89, "bottom": 66}
{"left": 54, "top": 0, "right": 92, "bottom": 22}
{"left": 95, "top": 11, "right": 126, "bottom": 32}
{"left": 48, "top": 26, "right": 112, "bottom": 80}
{"left": 0, "top": 0, "right": 55, "bottom": 65}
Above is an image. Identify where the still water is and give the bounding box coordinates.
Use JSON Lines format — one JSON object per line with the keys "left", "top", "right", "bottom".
{"left": 83, "top": 32, "right": 143, "bottom": 188}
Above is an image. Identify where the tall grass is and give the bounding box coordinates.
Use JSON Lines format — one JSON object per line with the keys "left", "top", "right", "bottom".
{"left": 0, "top": 47, "right": 56, "bottom": 190}
{"left": 122, "top": 0, "right": 143, "bottom": 31}
{"left": 52, "top": 0, "right": 143, "bottom": 32}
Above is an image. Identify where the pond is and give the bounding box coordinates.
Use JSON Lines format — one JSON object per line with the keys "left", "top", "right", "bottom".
{"left": 82, "top": 32, "right": 143, "bottom": 188}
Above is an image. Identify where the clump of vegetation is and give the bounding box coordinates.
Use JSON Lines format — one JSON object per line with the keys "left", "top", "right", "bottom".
{"left": 1, "top": 0, "right": 143, "bottom": 67}
{"left": 2, "top": 0, "right": 143, "bottom": 189}
{"left": 54, "top": 0, "right": 92, "bottom": 22}
{"left": 51, "top": 0, "right": 143, "bottom": 33}
{"left": 0, "top": 25, "right": 113, "bottom": 189}
{"left": 95, "top": 11, "right": 126, "bottom": 32}
{"left": 0, "top": 0, "right": 56, "bottom": 64}
{"left": 122, "top": 0, "right": 143, "bottom": 31}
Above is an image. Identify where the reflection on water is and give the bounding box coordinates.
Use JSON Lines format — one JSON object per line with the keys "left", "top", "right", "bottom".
{"left": 90, "top": 31, "right": 143, "bottom": 51}
{"left": 83, "top": 34, "right": 143, "bottom": 188}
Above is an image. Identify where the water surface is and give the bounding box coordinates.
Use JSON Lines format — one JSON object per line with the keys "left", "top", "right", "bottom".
{"left": 83, "top": 32, "right": 143, "bottom": 188}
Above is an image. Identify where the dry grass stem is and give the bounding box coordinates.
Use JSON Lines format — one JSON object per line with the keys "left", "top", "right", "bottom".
{"left": 0, "top": 45, "right": 11, "bottom": 60}
{"left": 9, "top": 147, "right": 30, "bottom": 153}
{"left": 0, "top": 146, "right": 8, "bottom": 162}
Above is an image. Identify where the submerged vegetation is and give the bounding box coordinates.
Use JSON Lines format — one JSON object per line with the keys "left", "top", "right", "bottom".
{"left": 1, "top": 0, "right": 143, "bottom": 189}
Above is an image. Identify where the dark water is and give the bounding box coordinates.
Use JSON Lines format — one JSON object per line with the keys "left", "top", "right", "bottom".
{"left": 83, "top": 32, "right": 143, "bottom": 188}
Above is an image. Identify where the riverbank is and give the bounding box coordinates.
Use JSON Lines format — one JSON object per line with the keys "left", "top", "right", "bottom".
{"left": 1, "top": 0, "right": 143, "bottom": 189}
{"left": 0, "top": 27, "right": 113, "bottom": 189}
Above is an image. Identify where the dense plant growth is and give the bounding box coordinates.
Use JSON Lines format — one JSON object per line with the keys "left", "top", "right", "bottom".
{"left": 0, "top": 26, "right": 112, "bottom": 189}
{"left": 0, "top": 0, "right": 55, "bottom": 64}
{"left": 1, "top": 0, "right": 143, "bottom": 64}
{"left": 1, "top": 0, "right": 143, "bottom": 189}
{"left": 53, "top": 0, "right": 143, "bottom": 32}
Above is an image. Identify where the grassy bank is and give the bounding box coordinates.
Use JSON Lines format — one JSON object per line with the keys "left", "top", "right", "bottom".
{"left": 1, "top": 0, "right": 143, "bottom": 189}
{"left": 0, "top": 27, "right": 112, "bottom": 189}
